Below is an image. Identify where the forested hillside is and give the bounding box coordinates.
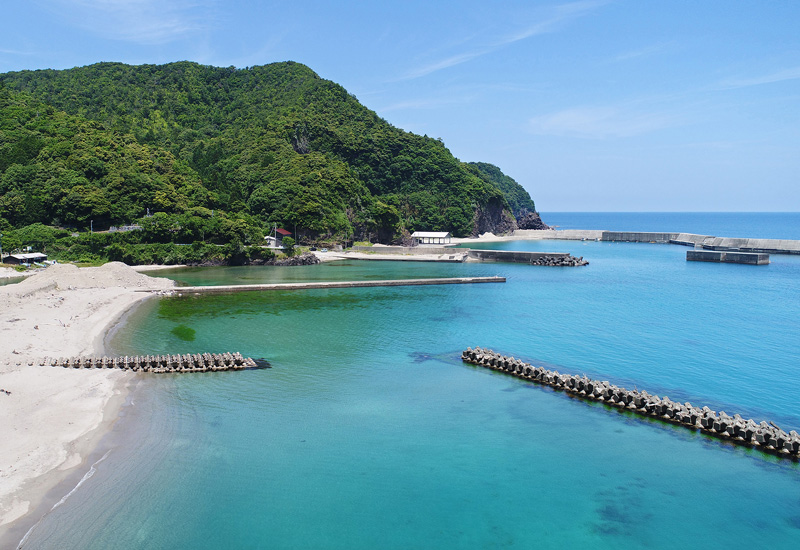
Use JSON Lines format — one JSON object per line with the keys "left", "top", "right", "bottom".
{"left": 1, "top": 61, "right": 540, "bottom": 244}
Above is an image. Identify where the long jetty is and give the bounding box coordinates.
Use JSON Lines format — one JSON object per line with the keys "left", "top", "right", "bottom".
{"left": 512, "top": 229, "right": 800, "bottom": 255}
{"left": 154, "top": 276, "right": 505, "bottom": 295}
{"left": 38, "top": 352, "right": 265, "bottom": 373}
{"left": 461, "top": 347, "right": 800, "bottom": 459}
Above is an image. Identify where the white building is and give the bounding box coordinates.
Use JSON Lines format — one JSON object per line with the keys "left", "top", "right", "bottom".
{"left": 411, "top": 231, "right": 452, "bottom": 246}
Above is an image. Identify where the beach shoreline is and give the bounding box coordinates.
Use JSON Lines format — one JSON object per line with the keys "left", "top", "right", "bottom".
{"left": 0, "top": 263, "right": 174, "bottom": 546}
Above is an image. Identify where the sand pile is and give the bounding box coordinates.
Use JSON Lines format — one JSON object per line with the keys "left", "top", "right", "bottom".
{"left": 9, "top": 261, "right": 172, "bottom": 292}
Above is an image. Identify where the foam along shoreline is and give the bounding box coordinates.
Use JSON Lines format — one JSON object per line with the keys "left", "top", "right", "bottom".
{"left": 0, "top": 262, "right": 174, "bottom": 541}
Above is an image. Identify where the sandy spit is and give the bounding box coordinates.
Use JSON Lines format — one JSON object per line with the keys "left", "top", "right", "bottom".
{"left": 0, "top": 262, "right": 174, "bottom": 535}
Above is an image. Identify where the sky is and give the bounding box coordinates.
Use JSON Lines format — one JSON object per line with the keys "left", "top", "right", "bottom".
{"left": 1, "top": 1, "right": 798, "bottom": 212}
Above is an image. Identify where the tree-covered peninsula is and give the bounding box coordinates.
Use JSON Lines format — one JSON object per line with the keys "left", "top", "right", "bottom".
{"left": 0, "top": 61, "right": 542, "bottom": 262}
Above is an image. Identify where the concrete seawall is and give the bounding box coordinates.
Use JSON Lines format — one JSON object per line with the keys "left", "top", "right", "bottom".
{"left": 462, "top": 347, "right": 800, "bottom": 459}
{"left": 466, "top": 249, "right": 587, "bottom": 266}
{"left": 147, "top": 277, "right": 506, "bottom": 295}
{"left": 350, "top": 246, "right": 454, "bottom": 254}
{"left": 687, "top": 250, "right": 770, "bottom": 265}
{"left": 509, "top": 230, "right": 800, "bottom": 254}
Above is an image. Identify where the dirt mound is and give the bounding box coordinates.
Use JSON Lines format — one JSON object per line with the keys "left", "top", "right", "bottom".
{"left": 5, "top": 262, "right": 174, "bottom": 297}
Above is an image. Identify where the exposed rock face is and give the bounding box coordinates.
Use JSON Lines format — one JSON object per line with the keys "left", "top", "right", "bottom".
{"left": 516, "top": 211, "right": 550, "bottom": 230}
{"left": 269, "top": 252, "right": 320, "bottom": 266}
{"left": 472, "top": 201, "right": 517, "bottom": 237}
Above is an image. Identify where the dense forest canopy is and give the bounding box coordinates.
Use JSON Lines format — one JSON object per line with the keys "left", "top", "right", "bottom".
{"left": 0, "top": 61, "right": 540, "bottom": 255}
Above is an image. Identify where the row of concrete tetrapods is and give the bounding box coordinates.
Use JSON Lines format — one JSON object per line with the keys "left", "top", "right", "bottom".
{"left": 462, "top": 347, "right": 800, "bottom": 458}
{"left": 39, "top": 352, "right": 260, "bottom": 373}
{"left": 530, "top": 254, "right": 588, "bottom": 266}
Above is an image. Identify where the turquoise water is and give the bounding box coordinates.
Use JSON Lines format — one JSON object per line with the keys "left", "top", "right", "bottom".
{"left": 21, "top": 226, "right": 800, "bottom": 547}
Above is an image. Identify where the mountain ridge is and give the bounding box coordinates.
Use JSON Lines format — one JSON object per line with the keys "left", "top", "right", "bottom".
{"left": 0, "top": 61, "right": 542, "bottom": 242}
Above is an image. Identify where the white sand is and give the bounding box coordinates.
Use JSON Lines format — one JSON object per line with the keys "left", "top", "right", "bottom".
{"left": 0, "top": 267, "right": 34, "bottom": 280}
{"left": 0, "top": 263, "right": 174, "bottom": 532}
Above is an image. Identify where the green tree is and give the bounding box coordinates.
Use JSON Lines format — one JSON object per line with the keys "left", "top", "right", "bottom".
{"left": 281, "top": 236, "right": 295, "bottom": 256}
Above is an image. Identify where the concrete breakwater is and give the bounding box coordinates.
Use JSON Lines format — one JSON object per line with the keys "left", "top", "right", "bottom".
{"left": 511, "top": 229, "right": 800, "bottom": 255}
{"left": 461, "top": 347, "right": 800, "bottom": 458}
{"left": 37, "top": 352, "right": 264, "bottom": 373}
{"left": 466, "top": 249, "right": 588, "bottom": 266}
{"left": 351, "top": 246, "right": 454, "bottom": 254}
{"left": 687, "top": 250, "right": 770, "bottom": 265}
{"left": 157, "top": 276, "right": 505, "bottom": 295}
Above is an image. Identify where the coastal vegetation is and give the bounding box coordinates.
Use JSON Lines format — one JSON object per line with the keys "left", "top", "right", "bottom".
{"left": 0, "top": 61, "right": 541, "bottom": 263}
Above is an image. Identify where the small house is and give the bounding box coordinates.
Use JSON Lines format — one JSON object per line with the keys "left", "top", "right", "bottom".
{"left": 411, "top": 231, "right": 452, "bottom": 246}
{"left": 265, "top": 227, "right": 293, "bottom": 248}
{"left": 276, "top": 228, "right": 292, "bottom": 242}
{"left": 5, "top": 252, "right": 48, "bottom": 265}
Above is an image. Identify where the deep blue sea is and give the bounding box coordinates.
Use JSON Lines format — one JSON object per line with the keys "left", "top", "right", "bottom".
{"left": 19, "top": 213, "right": 800, "bottom": 549}
{"left": 543, "top": 211, "right": 800, "bottom": 240}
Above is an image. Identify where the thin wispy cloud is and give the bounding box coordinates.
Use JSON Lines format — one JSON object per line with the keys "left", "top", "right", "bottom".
{"left": 500, "top": 0, "right": 608, "bottom": 45}
{"left": 43, "top": 0, "right": 217, "bottom": 45}
{"left": 0, "top": 48, "right": 35, "bottom": 55}
{"left": 714, "top": 66, "right": 800, "bottom": 90}
{"left": 400, "top": 0, "right": 607, "bottom": 80}
{"left": 380, "top": 96, "right": 474, "bottom": 113}
{"left": 528, "top": 105, "right": 679, "bottom": 139}
{"left": 403, "top": 50, "right": 489, "bottom": 80}
{"left": 612, "top": 41, "right": 674, "bottom": 62}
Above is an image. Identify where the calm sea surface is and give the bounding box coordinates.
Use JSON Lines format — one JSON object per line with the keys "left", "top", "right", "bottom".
{"left": 543, "top": 211, "right": 800, "bottom": 240}
{"left": 22, "top": 213, "right": 800, "bottom": 548}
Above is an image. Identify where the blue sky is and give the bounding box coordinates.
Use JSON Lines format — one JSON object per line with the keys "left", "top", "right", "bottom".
{"left": 2, "top": 1, "right": 798, "bottom": 211}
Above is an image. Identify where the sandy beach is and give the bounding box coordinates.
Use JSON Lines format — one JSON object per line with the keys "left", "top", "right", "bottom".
{"left": 0, "top": 263, "right": 174, "bottom": 539}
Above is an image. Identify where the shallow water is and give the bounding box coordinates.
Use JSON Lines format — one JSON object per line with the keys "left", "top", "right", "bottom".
{"left": 20, "top": 217, "right": 800, "bottom": 548}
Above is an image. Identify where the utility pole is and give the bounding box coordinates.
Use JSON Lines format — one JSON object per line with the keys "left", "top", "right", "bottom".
{"left": 0, "top": 232, "right": 3, "bottom": 264}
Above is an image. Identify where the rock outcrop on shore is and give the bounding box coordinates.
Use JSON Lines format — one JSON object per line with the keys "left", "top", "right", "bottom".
{"left": 265, "top": 252, "right": 321, "bottom": 266}
{"left": 516, "top": 211, "right": 550, "bottom": 230}
{"left": 471, "top": 201, "right": 518, "bottom": 237}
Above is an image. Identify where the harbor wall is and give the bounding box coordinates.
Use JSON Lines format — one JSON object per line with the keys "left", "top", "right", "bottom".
{"left": 156, "top": 276, "right": 506, "bottom": 295}
{"left": 602, "top": 231, "right": 676, "bottom": 243}
{"left": 507, "top": 230, "right": 800, "bottom": 254}
{"left": 513, "top": 229, "right": 603, "bottom": 240}
{"left": 350, "top": 246, "right": 454, "bottom": 254}
{"left": 465, "top": 250, "right": 587, "bottom": 266}
{"left": 466, "top": 250, "right": 587, "bottom": 266}
{"left": 687, "top": 250, "right": 770, "bottom": 265}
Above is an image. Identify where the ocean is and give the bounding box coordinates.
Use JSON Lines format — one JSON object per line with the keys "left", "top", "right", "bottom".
{"left": 543, "top": 211, "right": 800, "bottom": 240}
{"left": 19, "top": 213, "right": 800, "bottom": 548}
